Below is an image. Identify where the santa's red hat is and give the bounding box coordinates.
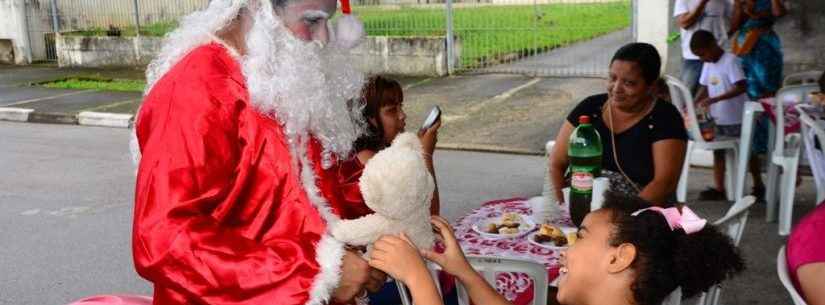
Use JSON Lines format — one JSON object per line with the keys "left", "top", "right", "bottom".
{"left": 334, "top": 0, "right": 365, "bottom": 49}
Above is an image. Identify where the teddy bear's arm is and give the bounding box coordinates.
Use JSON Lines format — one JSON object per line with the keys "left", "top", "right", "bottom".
{"left": 331, "top": 215, "right": 393, "bottom": 246}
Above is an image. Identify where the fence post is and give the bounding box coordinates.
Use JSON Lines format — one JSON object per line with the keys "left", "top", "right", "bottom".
{"left": 132, "top": 0, "right": 141, "bottom": 36}
{"left": 49, "top": 0, "right": 59, "bottom": 33}
{"left": 631, "top": 0, "right": 637, "bottom": 41}
{"left": 445, "top": 0, "right": 455, "bottom": 75}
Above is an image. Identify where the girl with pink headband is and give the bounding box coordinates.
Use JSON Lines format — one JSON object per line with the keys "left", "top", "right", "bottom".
{"left": 368, "top": 191, "right": 745, "bottom": 305}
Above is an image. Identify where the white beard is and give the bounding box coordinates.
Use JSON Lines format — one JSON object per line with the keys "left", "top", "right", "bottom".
{"left": 242, "top": 6, "right": 366, "bottom": 164}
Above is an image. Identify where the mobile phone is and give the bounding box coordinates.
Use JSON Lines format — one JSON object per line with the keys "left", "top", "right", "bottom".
{"left": 421, "top": 105, "right": 442, "bottom": 131}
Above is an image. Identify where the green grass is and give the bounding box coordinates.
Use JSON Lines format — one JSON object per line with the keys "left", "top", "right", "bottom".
{"left": 42, "top": 77, "right": 146, "bottom": 92}
{"left": 63, "top": 1, "right": 630, "bottom": 70}
{"left": 355, "top": 2, "right": 631, "bottom": 68}
{"left": 63, "top": 21, "right": 178, "bottom": 38}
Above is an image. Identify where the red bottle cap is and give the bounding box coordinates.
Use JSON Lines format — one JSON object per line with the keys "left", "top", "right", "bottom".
{"left": 578, "top": 115, "right": 590, "bottom": 124}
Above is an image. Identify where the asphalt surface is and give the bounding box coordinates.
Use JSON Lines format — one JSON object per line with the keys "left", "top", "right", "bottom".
{"left": 0, "top": 64, "right": 603, "bottom": 154}
{"left": 0, "top": 121, "right": 818, "bottom": 305}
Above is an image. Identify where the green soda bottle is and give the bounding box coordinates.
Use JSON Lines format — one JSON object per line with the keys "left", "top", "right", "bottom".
{"left": 568, "top": 115, "right": 602, "bottom": 227}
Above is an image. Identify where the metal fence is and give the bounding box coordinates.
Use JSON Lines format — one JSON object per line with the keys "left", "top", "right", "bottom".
{"left": 23, "top": 0, "right": 632, "bottom": 77}
{"left": 23, "top": 0, "right": 208, "bottom": 61}
{"left": 352, "top": 0, "right": 633, "bottom": 77}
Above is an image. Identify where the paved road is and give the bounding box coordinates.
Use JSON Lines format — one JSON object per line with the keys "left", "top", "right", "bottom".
{"left": 0, "top": 65, "right": 142, "bottom": 114}
{"left": 0, "top": 121, "right": 547, "bottom": 305}
{"left": 478, "top": 28, "right": 633, "bottom": 77}
{"left": 0, "top": 119, "right": 816, "bottom": 305}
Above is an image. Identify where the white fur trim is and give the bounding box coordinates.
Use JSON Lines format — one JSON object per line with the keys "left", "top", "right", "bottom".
{"left": 334, "top": 14, "right": 365, "bottom": 50}
{"left": 307, "top": 233, "right": 345, "bottom": 305}
{"left": 288, "top": 138, "right": 347, "bottom": 305}
{"left": 293, "top": 139, "right": 341, "bottom": 226}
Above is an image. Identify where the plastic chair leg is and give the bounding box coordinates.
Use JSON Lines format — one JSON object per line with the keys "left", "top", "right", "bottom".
{"left": 710, "top": 285, "right": 722, "bottom": 305}
{"left": 736, "top": 107, "right": 758, "bottom": 201}
{"left": 697, "top": 293, "right": 708, "bottom": 305}
{"left": 778, "top": 159, "right": 800, "bottom": 236}
{"left": 724, "top": 148, "right": 737, "bottom": 201}
{"left": 678, "top": 141, "right": 694, "bottom": 203}
{"left": 766, "top": 162, "right": 780, "bottom": 222}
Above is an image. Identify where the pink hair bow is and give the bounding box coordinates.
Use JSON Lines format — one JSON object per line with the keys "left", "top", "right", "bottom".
{"left": 631, "top": 206, "right": 707, "bottom": 234}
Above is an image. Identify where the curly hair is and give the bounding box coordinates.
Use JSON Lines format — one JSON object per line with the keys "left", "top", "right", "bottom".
{"left": 353, "top": 76, "right": 404, "bottom": 152}
{"left": 600, "top": 191, "right": 745, "bottom": 305}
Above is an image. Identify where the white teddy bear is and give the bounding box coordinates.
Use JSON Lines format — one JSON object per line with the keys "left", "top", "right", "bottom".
{"left": 331, "top": 132, "right": 436, "bottom": 252}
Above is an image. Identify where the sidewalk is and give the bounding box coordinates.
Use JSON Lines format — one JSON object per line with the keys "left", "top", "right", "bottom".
{"left": 0, "top": 64, "right": 143, "bottom": 127}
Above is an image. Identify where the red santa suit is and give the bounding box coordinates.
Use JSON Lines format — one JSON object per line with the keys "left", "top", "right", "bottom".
{"left": 133, "top": 42, "right": 354, "bottom": 305}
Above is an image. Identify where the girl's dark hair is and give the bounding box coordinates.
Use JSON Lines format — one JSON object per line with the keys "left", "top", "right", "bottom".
{"left": 611, "top": 42, "right": 662, "bottom": 84}
{"left": 353, "top": 76, "right": 404, "bottom": 152}
{"left": 600, "top": 191, "right": 745, "bottom": 305}
{"left": 818, "top": 71, "right": 825, "bottom": 93}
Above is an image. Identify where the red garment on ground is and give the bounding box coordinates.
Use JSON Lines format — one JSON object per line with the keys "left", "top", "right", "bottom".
{"left": 133, "top": 42, "right": 352, "bottom": 305}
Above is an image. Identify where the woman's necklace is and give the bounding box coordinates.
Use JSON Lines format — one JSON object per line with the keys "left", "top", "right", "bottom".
{"left": 603, "top": 97, "right": 655, "bottom": 193}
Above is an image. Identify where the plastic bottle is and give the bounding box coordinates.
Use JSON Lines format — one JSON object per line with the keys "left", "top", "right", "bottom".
{"left": 568, "top": 115, "right": 602, "bottom": 227}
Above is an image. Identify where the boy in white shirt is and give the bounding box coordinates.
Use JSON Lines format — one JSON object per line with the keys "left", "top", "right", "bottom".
{"left": 690, "top": 30, "right": 758, "bottom": 201}
{"left": 673, "top": 0, "right": 731, "bottom": 94}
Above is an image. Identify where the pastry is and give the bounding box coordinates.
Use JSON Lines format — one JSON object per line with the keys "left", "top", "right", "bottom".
{"left": 534, "top": 224, "right": 567, "bottom": 246}
{"left": 500, "top": 213, "right": 522, "bottom": 228}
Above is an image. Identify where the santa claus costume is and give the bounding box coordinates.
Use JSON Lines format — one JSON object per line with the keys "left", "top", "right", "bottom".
{"left": 129, "top": 0, "right": 370, "bottom": 304}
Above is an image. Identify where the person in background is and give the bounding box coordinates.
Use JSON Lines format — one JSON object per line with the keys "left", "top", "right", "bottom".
{"left": 674, "top": 0, "right": 733, "bottom": 94}
{"left": 338, "top": 75, "right": 441, "bottom": 305}
{"left": 549, "top": 43, "right": 687, "bottom": 205}
{"left": 689, "top": 30, "right": 761, "bottom": 201}
{"left": 786, "top": 201, "right": 825, "bottom": 305}
{"left": 729, "top": 0, "right": 786, "bottom": 200}
{"left": 339, "top": 75, "right": 441, "bottom": 219}
{"left": 367, "top": 192, "right": 745, "bottom": 305}
{"left": 786, "top": 71, "right": 825, "bottom": 305}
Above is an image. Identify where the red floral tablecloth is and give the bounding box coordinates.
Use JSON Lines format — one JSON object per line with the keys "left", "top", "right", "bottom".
{"left": 452, "top": 197, "right": 572, "bottom": 305}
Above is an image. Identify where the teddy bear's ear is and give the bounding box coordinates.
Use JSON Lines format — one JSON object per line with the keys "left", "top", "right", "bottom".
{"left": 390, "top": 132, "right": 423, "bottom": 152}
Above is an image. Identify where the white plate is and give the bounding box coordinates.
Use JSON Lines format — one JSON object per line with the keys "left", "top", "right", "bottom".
{"left": 472, "top": 214, "right": 535, "bottom": 239}
{"left": 527, "top": 227, "right": 577, "bottom": 250}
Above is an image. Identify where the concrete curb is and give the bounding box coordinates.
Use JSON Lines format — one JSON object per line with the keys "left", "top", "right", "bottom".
{"left": 0, "top": 107, "right": 34, "bottom": 122}
{"left": 0, "top": 107, "right": 133, "bottom": 128}
{"left": 0, "top": 104, "right": 721, "bottom": 167}
{"left": 78, "top": 111, "right": 134, "bottom": 128}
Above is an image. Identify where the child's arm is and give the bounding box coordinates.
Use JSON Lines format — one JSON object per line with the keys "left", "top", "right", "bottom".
{"left": 369, "top": 234, "right": 444, "bottom": 305}
{"left": 695, "top": 85, "right": 710, "bottom": 106}
{"left": 676, "top": 0, "right": 710, "bottom": 29}
{"left": 702, "top": 80, "right": 747, "bottom": 106}
{"left": 424, "top": 216, "right": 513, "bottom": 305}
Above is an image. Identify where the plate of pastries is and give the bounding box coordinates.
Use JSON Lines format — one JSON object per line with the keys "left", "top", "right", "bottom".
{"left": 472, "top": 212, "right": 535, "bottom": 238}
{"left": 528, "top": 224, "right": 577, "bottom": 249}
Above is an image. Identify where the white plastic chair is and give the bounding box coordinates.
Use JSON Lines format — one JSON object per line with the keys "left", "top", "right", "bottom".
{"left": 783, "top": 71, "right": 823, "bottom": 87}
{"left": 777, "top": 246, "right": 811, "bottom": 305}
{"left": 695, "top": 195, "right": 757, "bottom": 305}
{"left": 764, "top": 84, "right": 819, "bottom": 235}
{"left": 797, "top": 104, "right": 825, "bottom": 205}
{"left": 665, "top": 75, "right": 739, "bottom": 202}
{"left": 662, "top": 288, "right": 683, "bottom": 305}
{"left": 733, "top": 101, "right": 765, "bottom": 201}
{"left": 455, "top": 255, "right": 548, "bottom": 305}
{"left": 397, "top": 262, "right": 443, "bottom": 305}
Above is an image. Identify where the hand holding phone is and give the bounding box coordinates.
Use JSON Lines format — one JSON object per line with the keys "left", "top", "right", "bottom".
{"left": 421, "top": 106, "right": 442, "bottom": 131}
